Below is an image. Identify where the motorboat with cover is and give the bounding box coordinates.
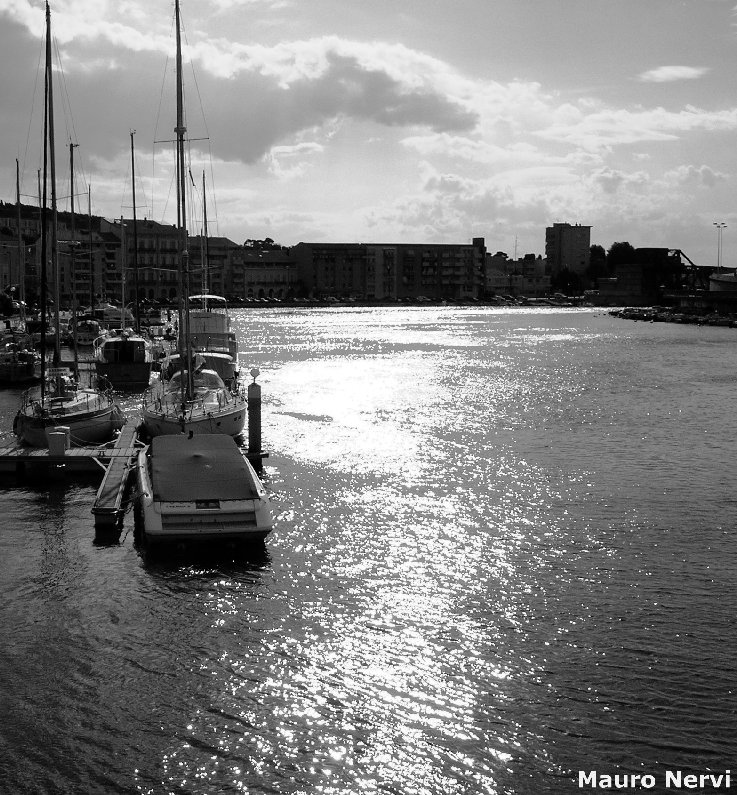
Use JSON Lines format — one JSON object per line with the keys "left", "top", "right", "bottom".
{"left": 135, "top": 433, "right": 272, "bottom": 545}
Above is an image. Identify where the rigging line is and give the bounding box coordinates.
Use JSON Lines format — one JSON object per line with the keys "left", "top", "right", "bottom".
{"left": 151, "top": 52, "right": 171, "bottom": 225}
{"left": 21, "top": 22, "right": 46, "bottom": 201}
{"left": 50, "top": 34, "right": 93, "bottom": 213}
{"left": 181, "top": 15, "right": 220, "bottom": 238}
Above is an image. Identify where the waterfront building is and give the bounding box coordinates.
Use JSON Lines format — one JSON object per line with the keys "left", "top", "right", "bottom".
{"left": 231, "top": 247, "right": 297, "bottom": 300}
{"left": 292, "top": 238, "right": 486, "bottom": 300}
{"left": 596, "top": 248, "right": 683, "bottom": 306}
{"left": 484, "top": 253, "right": 550, "bottom": 298}
{"left": 545, "top": 222, "right": 591, "bottom": 275}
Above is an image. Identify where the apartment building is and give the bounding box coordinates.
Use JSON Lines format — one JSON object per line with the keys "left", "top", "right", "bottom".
{"left": 545, "top": 223, "right": 591, "bottom": 275}
{"left": 293, "top": 238, "right": 486, "bottom": 300}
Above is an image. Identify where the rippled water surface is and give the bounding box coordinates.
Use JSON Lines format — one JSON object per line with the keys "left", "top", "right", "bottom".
{"left": 0, "top": 307, "right": 736, "bottom": 794}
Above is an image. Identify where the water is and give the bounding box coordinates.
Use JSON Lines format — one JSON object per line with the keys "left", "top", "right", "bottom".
{"left": 0, "top": 307, "right": 735, "bottom": 794}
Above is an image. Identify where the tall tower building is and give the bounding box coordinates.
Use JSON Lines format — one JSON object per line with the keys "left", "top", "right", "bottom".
{"left": 545, "top": 223, "right": 591, "bottom": 275}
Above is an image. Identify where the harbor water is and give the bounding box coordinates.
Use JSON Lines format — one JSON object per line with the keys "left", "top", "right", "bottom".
{"left": 0, "top": 306, "right": 735, "bottom": 794}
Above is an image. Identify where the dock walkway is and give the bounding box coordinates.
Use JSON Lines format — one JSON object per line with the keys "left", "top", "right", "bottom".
{"left": 0, "top": 423, "right": 142, "bottom": 532}
{"left": 91, "top": 424, "right": 141, "bottom": 530}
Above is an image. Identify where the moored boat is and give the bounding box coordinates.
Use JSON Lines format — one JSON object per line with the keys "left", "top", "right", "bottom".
{"left": 0, "top": 344, "right": 41, "bottom": 386}
{"left": 142, "top": 363, "right": 246, "bottom": 437}
{"left": 135, "top": 433, "right": 272, "bottom": 546}
{"left": 64, "top": 316, "right": 102, "bottom": 347}
{"left": 181, "top": 294, "right": 239, "bottom": 387}
{"left": 13, "top": 3, "right": 125, "bottom": 449}
{"left": 94, "top": 327, "right": 154, "bottom": 391}
{"left": 141, "top": 0, "right": 246, "bottom": 440}
{"left": 14, "top": 368, "right": 125, "bottom": 447}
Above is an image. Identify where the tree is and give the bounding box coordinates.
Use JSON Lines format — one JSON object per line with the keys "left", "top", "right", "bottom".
{"left": 585, "top": 244, "right": 610, "bottom": 284}
{"left": 243, "top": 238, "right": 285, "bottom": 251}
{"left": 551, "top": 267, "right": 582, "bottom": 295}
{"left": 607, "top": 241, "right": 636, "bottom": 267}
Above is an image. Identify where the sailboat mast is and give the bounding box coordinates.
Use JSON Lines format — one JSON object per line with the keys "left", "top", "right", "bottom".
{"left": 40, "top": 38, "right": 49, "bottom": 403}
{"left": 46, "top": 2, "right": 60, "bottom": 367}
{"left": 70, "top": 141, "right": 79, "bottom": 379}
{"left": 15, "top": 160, "right": 25, "bottom": 324}
{"left": 88, "top": 186, "right": 94, "bottom": 309}
{"left": 120, "top": 216, "right": 126, "bottom": 328}
{"left": 202, "top": 170, "right": 209, "bottom": 307}
{"left": 175, "top": 0, "right": 193, "bottom": 403}
{"left": 130, "top": 130, "right": 140, "bottom": 332}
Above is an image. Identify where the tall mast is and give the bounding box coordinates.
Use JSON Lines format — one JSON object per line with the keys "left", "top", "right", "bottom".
{"left": 15, "top": 160, "right": 25, "bottom": 324}
{"left": 175, "top": 0, "right": 192, "bottom": 404}
{"left": 88, "top": 185, "right": 94, "bottom": 309}
{"left": 120, "top": 216, "right": 126, "bottom": 327}
{"left": 40, "top": 31, "right": 49, "bottom": 402}
{"left": 130, "top": 130, "right": 140, "bottom": 332}
{"left": 46, "top": 2, "right": 60, "bottom": 366}
{"left": 202, "top": 169, "right": 209, "bottom": 307}
{"left": 70, "top": 141, "right": 79, "bottom": 379}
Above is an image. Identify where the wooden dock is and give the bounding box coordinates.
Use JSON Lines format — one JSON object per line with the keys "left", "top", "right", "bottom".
{"left": 0, "top": 423, "right": 142, "bottom": 533}
{"left": 91, "top": 424, "right": 141, "bottom": 531}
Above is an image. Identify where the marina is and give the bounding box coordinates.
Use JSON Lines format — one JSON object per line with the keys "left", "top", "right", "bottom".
{"left": 0, "top": 0, "right": 736, "bottom": 789}
{"left": 0, "top": 306, "right": 735, "bottom": 793}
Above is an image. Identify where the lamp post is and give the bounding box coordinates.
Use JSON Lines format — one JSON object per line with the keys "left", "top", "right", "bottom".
{"left": 713, "top": 222, "right": 727, "bottom": 269}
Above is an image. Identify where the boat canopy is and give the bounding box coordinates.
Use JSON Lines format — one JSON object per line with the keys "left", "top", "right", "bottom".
{"left": 190, "top": 294, "right": 227, "bottom": 303}
{"left": 150, "top": 435, "right": 261, "bottom": 502}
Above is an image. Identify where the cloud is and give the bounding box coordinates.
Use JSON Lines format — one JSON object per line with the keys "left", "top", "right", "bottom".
{"left": 638, "top": 65, "right": 710, "bottom": 83}
{"left": 536, "top": 105, "right": 737, "bottom": 150}
{"left": 666, "top": 164, "right": 727, "bottom": 188}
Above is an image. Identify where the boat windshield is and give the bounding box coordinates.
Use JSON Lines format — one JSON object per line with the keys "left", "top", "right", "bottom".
{"left": 166, "top": 368, "right": 225, "bottom": 392}
{"left": 189, "top": 294, "right": 227, "bottom": 312}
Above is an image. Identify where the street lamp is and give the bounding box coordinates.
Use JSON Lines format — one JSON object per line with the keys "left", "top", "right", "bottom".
{"left": 713, "top": 222, "right": 727, "bottom": 269}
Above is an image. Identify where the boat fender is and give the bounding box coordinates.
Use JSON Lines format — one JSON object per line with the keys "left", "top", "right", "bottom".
{"left": 12, "top": 412, "right": 19, "bottom": 434}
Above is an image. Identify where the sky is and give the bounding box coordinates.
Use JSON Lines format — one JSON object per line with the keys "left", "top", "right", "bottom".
{"left": 1, "top": 0, "right": 737, "bottom": 266}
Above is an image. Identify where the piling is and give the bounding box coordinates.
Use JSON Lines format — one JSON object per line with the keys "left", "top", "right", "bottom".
{"left": 247, "top": 368, "right": 262, "bottom": 465}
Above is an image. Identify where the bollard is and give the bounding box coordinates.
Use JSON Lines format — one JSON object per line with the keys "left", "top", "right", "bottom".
{"left": 247, "top": 368, "right": 262, "bottom": 460}
{"left": 46, "top": 426, "right": 70, "bottom": 456}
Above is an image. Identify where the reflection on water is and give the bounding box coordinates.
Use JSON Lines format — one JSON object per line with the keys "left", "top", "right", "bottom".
{"left": 0, "top": 307, "right": 736, "bottom": 794}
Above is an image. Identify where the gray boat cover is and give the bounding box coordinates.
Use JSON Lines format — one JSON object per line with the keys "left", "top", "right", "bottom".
{"left": 151, "top": 434, "right": 261, "bottom": 501}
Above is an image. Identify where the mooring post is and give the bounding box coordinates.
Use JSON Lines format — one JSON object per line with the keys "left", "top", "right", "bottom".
{"left": 247, "top": 367, "right": 262, "bottom": 461}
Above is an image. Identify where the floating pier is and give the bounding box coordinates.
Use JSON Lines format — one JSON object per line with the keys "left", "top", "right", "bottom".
{"left": 0, "top": 377, "right": 268, "bottom": 536}
{"left": 91, "top": 424, "right": 141, "bottom": 531}
{"left": 0, "top": 422, "right": 142, "bottom": 533}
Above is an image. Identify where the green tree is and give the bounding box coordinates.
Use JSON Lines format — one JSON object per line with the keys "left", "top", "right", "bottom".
{"left": 607, "top": 241, "right": 636, "bottom": 267}
{"left": 585, "top": 244, "right": 610, "bottom": 285}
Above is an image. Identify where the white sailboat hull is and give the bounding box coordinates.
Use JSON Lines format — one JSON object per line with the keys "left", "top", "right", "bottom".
{"left": 142, "top": 367, "right": 247, "bottom": 438}
{"left": 14, "top": 393, "right": 125, "bottom": 448}
{"left": 141, "top": 401, "right": 246, "bottom": 438}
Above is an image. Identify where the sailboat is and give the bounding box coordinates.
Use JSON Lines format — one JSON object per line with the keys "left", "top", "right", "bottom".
{"left": 135, "top": 0, "right": 270, "bottom": 549}
{"left": 141, "top": 1, "right": 246, "bottom": 438}
{"left": 160, "top": 173, "right": 240, "bottom": 388}
{"left": 94, "top": 132, "right": 155, "bottom": 391}
{"left": 13, "top": 2, "right": 124, "bottom": 448}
